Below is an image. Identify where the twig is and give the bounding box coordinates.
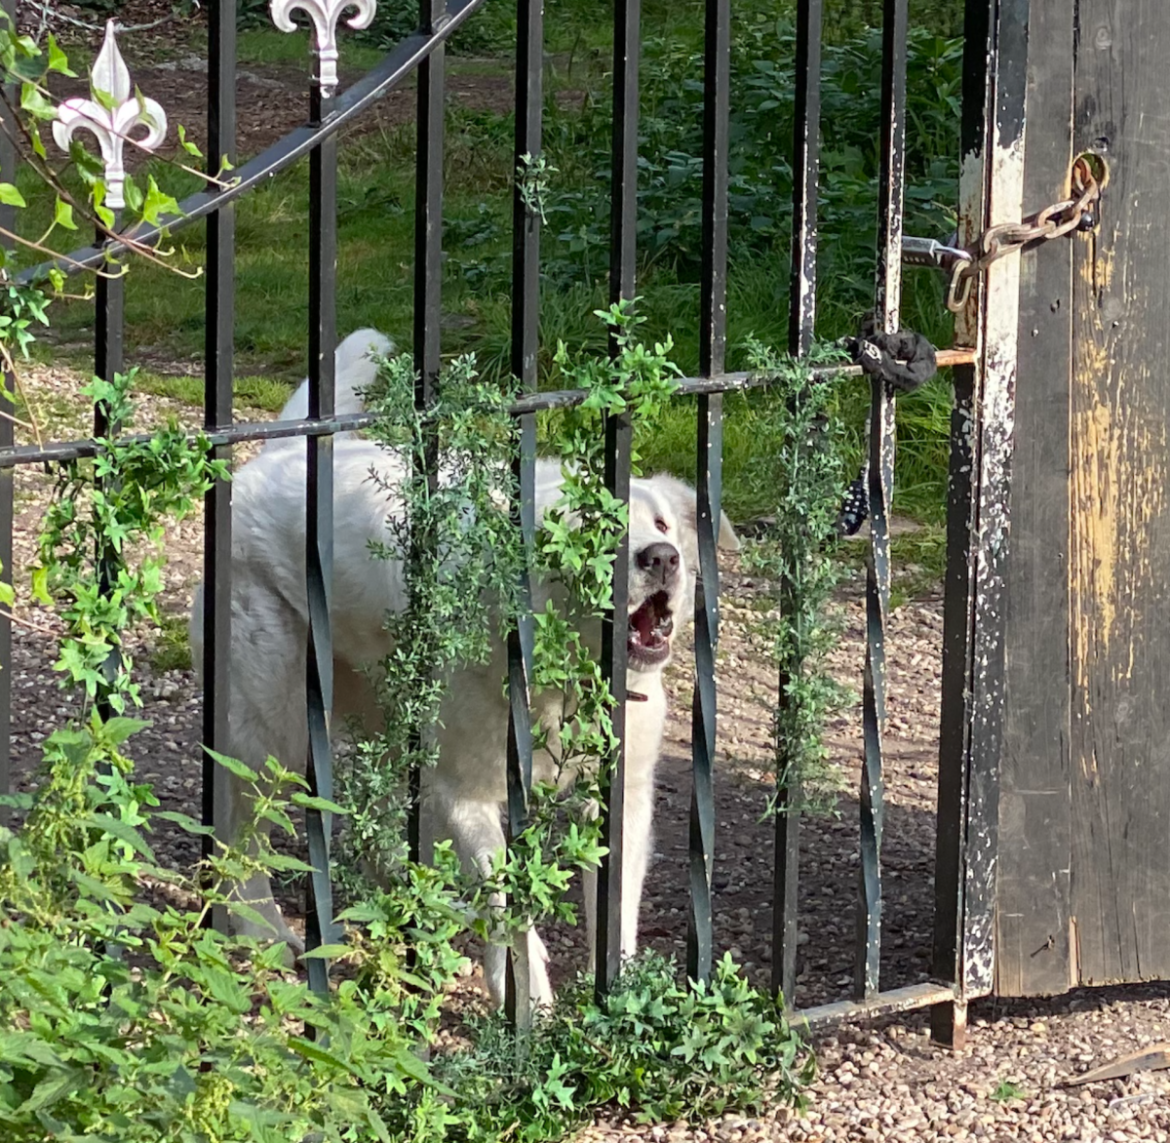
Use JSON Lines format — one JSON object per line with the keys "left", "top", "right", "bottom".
{"left": 0, "top": 345, "right": 46, "bottom": 450}
{"left": 0, "top": 223, "right": 126, "bottom": 278}
{"left": 0, "top": 607, "right": 60, "bottom": 637}
{"left": 0, "top": 407, "right": 40, "bottom": 434}
{"left": 20, "top": 1, "right": 198, "bottom": 36}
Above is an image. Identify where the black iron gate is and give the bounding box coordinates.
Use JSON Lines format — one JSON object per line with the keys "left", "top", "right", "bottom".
{"left": 0, "top": 0, "right": 1045, "bottom": 1041}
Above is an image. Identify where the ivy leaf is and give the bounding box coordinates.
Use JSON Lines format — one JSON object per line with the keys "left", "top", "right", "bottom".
{"left": 46, "top": 34, "right": 76, "bottom": 76}
{"left": 122, "top": 174, "right": 144, "bottom": 215}
{"left": 141, "top": 176, "right": 180, "bottom": 226}
{"left": 0, "top": 183, "right": 25, "bottom": 207}
{"left": 19, "top": 82, "right": 56, "bottom": 121}
{"left": 177, "top": 124, "right": 203, "bottom": 158}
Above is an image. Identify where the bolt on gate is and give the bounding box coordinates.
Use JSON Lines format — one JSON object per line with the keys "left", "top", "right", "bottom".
{"left": 0, "top": 0, "right": 1040, "bottom": 1043}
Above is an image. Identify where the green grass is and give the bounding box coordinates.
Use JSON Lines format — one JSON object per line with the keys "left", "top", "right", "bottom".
{"left": 136, "top": 370, "right": 292, "bottom": 413}
{"left": 21, "top": 0, "right": 962, "bottom": 545}
{"left": 235, "top": 27, "right": 387, "bottom": 71}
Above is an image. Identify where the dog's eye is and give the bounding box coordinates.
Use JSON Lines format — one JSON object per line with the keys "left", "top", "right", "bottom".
{"left": 655, "top": 517, "right": 669, "bottom": 534}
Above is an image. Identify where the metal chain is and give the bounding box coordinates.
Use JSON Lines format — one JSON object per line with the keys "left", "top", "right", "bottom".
{"left": 944, "top": 155, "right": 1101, "bottom": 312}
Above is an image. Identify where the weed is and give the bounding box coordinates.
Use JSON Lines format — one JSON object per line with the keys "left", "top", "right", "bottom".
{"left": 423, "top": 952, "right": 814, "bottom": 1139}
{"left": 149, "top": 611, "right": 192, "bottom": 673}
{"left": 991, "top": 1079, "right": 1027, "bottom": 1103}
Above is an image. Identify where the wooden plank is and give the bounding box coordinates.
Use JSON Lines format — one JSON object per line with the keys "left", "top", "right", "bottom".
{"left": 794, "top": 983, "right": 958, "bottom": 1031}
{"left": 995, "top": 0, "right": 1075, "bottom": 997}
{"left": 1069, "top": 0, "right": 1170, "bottom": 986}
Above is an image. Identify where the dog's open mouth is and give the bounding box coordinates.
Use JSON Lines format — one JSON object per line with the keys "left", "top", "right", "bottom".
{"left": 628, "top": 591, "right": 674, "bottom": 668}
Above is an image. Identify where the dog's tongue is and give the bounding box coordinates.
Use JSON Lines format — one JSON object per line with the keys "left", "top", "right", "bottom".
{"left": 633, "top": 601, "right": 655, "bottom": 644}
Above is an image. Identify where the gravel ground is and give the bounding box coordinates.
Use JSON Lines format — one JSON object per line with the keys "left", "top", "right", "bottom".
{"left": 9, "top": 358, "right": 1170, "bottom": 1141}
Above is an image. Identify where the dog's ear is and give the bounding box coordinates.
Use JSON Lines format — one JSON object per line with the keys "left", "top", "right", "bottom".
{"left": 653, "top": 474, "right": 740, "bottom": 553}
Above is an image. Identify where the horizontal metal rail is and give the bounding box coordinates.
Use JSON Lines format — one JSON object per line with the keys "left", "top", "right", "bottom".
{"left": 14, "top": 0, "right": 489, "bottom": 286}
{"left": 0, "top": 348, "right": 976, "bottom": 469}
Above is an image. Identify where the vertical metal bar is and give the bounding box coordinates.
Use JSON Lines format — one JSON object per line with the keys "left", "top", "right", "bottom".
{"left": 201, "top": 0, "right": 236, "bottom": 937}
{"left": 932, "top": 0, "right": 1029, "bottom": 1047}
{"left": 0, "top": 0, "right": 14, "bottom": 823}
{"left": 410, "top": 0, "right": 445, "bottom": 869}
{"left": 94, "top": 229, "right": 125, "bottom": 407}
{"left": 595, "top": 0, "right": 640, "bottom": 999}
{"left": 93, "top": 217, "right": 124, "bottom": 723}
{"left": 855, "top": 0, "right": 907, "bottom": 1002}
{"left": 687, "top": 0, "right": 729, "bottom": 987}
{"left": 303, "top": 71, "right": 339, "bottom": 996}
{"left": 772, "top": 0, "right": 823, "bottom": 1005}
{"left": 787, "top": 0, "right": 823, "bottom": 361}
{"left": 503, "top": 0, "right": 542, "bottom": 1027}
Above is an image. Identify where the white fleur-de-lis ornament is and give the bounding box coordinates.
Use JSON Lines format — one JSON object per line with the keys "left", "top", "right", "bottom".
{"left": 52, "top": 21, "right": 168, "bottom": 213}
{"left": 270, "top": 0, "right": 376, "bottom": 96}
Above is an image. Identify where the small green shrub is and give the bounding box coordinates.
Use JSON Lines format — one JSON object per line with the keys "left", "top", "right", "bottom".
{"left": 738, "top": 341, "right": 853, "bottom": 814}
{"left": 423, "top": 952, "right": 814, "bottom": 1141}
{"left": 0, "top": 722, "right": 459, "bottom": 1142}
{"left": 541, "top": 23, "right": 963, "bottom": 315}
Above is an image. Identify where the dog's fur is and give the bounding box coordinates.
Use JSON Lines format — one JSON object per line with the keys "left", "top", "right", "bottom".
{"left": 191, "top": 328, "right": 738, "bottom": 1007}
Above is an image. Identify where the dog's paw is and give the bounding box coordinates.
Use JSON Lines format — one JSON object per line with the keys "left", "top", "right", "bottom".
{"left": 230, "top": 906, "right": 306, "bottom": 963}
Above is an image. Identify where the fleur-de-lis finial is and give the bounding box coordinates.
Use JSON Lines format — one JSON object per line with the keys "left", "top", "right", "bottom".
{"left": 270, "top": 0, "right": 376, "bottom": 96}
{"left": 52, "top": 21, "right": 168, "bottom": 213}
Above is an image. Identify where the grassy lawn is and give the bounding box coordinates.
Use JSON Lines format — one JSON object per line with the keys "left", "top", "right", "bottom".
{"left": 22, "top": 0, "right": 966, "bottom": 536}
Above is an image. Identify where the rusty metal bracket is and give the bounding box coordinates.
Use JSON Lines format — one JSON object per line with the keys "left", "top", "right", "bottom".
{"left": 902, "top": 155, "right": 1102, "bottom": 313}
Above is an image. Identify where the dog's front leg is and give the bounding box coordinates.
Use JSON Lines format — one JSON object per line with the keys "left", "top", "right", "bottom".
{"left": 437, "top": 792, "right": 553, "bottom": 1010}
{"left": 582, "top": 774, "right": 652, "bottom": 974}
{"left": 221, "top": 764, "right": 307, "bottom": 957}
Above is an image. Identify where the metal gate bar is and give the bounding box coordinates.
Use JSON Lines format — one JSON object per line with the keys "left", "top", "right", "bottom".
{"left": 856, "top": 0, "right": 909, "bottom": 1002}
{"left": 408, "top": 0, "right": 447, "bottom": 875}
{"left": 0, "top": 352, "right": 978, "bottom": 472}
{"left": 303, "top": 41, "right": 341, "bottom": 992}
{"left": 686, "top": 0, "right": 731, "bottom": 987}
{"left": 594, "top": 0, "right": 640, "bottom": 998}
{"left": 0, "top": 0, "right": 14, "bottom": 832}
{"left": 502, "top": 0, "right": 542, "bottom": 1025}
{"left": 201, "top": 0, "right": 236, "bottom": 941}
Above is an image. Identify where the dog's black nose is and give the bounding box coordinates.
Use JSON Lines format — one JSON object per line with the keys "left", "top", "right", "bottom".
{"left": 637, "top": 541, "right": 680, "bottom": 584}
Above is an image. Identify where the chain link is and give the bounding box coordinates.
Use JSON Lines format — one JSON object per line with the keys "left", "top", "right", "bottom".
{"left": 944, "top": 156, "right": 1101, "bottom": 313}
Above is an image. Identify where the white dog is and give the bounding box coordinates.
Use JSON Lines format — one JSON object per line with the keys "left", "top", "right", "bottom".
{"left": 190, "top": 328, "right": 738, "bottom": 1007}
